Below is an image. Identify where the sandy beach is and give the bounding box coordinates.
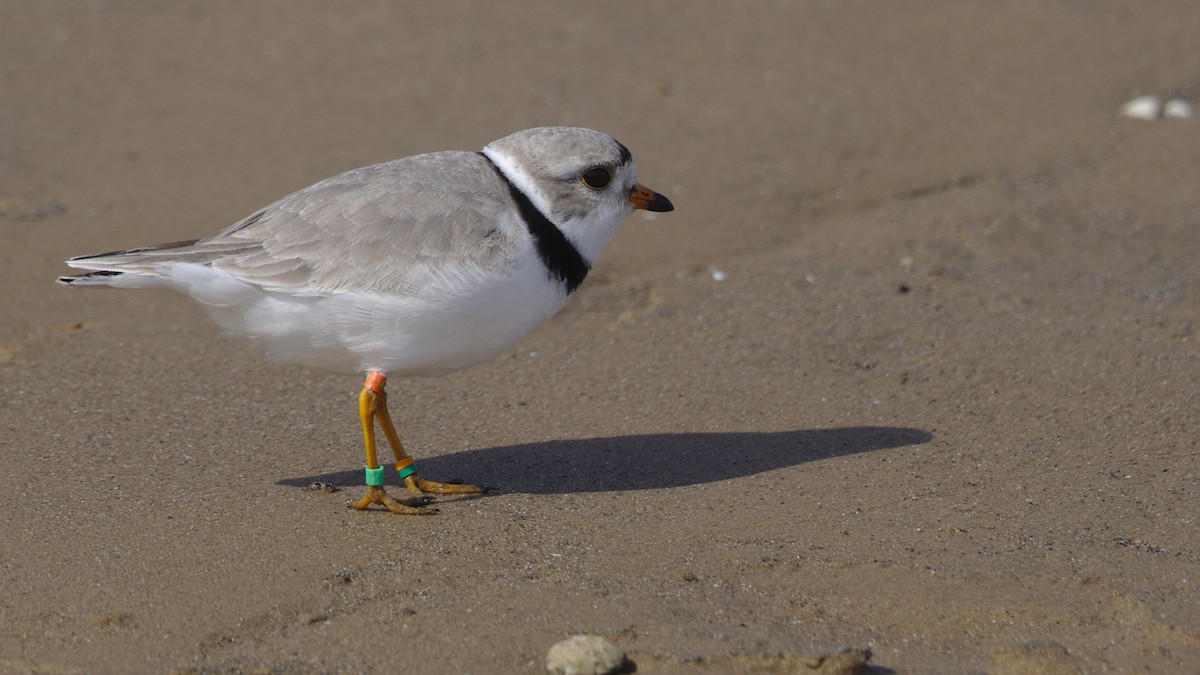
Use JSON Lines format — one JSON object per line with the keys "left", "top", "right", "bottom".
{"left": 2, "top": 2, "right": 1198, "bottom": 672}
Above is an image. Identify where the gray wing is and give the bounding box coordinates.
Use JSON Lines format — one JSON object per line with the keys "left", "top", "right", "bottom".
{"left": 65, "top": 151, "right": 522, "bottom": 296}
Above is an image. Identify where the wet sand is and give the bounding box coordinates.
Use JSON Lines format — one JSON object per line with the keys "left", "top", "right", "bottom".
{"left": 2, "top": 2, "right": 1198, "bottom": 672}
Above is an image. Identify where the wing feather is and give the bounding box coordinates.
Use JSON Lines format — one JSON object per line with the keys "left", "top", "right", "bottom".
{"left": 65, "top": 151, "right": 524, "bottom": 297}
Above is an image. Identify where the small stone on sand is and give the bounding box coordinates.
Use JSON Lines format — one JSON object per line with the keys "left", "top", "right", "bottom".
{"left": 1163, "top": 98, "right": 1195, "bottom": 119}
{"left": 546, "top": 635, "right": 631, "bottom": 675}
{"left": 1119, "top": 95, "right": 1161, "bottom": 120}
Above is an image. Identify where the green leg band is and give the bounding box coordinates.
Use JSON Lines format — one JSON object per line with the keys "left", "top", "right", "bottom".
{"left": 365, "top": 465, "right": 385, "bottom": 486}
{"left": 397, "top": 465, "right": 417, "bottom": 480}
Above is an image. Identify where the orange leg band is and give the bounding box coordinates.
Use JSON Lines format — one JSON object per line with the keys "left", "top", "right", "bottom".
{"left": 364, "top": 371, "right": 387, "bottom": 394}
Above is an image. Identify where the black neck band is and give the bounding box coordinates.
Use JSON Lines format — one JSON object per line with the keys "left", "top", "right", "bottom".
{"left": 481, "top": 153, "right": 589, "bottom": 294}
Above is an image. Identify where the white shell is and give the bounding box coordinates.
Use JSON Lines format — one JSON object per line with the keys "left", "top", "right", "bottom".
{"left": 1119, "top": 95, "right": 1161, "bottom": 121}
{"left": 1163, "top": 99, "right": 1195, "bottom": 119}
{"left": 546, "top": 635, "right": 627, "bottom": 675}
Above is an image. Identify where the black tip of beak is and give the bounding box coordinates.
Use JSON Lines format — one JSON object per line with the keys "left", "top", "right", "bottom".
{"left": 631, "top": 184, "right": 674, "bottom": 213}
{"left": 645, "top": 192, "right": 674, "bottom": 213}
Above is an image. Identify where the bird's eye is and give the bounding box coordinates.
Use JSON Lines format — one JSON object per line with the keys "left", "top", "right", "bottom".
{"left": 580, "top": 166, "right": 612, "bottom": 190}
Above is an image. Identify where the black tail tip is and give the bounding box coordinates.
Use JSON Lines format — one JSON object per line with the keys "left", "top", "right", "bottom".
{"left": 57, "top": 270, "right": 123, "bottom": 286}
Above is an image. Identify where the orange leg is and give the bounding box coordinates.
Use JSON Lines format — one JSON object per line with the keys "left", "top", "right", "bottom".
{"left": 348, "top": 372, "right": 484, "bottom": 514}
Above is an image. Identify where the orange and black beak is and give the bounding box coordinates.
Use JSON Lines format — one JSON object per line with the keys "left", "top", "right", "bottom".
{"left": 630, "top": 184, "right": 674, "bottom": 212}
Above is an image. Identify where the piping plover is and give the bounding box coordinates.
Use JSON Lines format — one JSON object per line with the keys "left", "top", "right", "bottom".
{"left": 59, "top": 127, "right": 674, "bottom": 514}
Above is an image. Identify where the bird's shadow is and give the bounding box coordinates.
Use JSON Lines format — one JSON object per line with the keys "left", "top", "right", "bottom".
{"left": 278, "top": 426, "right": 931, "bottom": 495}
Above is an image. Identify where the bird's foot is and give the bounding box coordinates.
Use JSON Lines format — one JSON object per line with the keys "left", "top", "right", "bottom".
{"left": 348, "top": 485, "right": 437, "bottom": 515}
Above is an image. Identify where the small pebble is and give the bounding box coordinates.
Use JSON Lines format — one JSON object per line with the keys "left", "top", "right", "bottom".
{"left": 1164, "top": 98, "right": 1194, "bottom": 119}
{"left": 300, "top": 611, "right": 328, "bottom": 625}
{"left": 1119, "top": 95, "right": 1161, "bottom": 120}
{"left": 546, "top": 635, "right": 630, "bottom": 675}
{"left": 89, "top": 612, "right": 131, "bottom": 628}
